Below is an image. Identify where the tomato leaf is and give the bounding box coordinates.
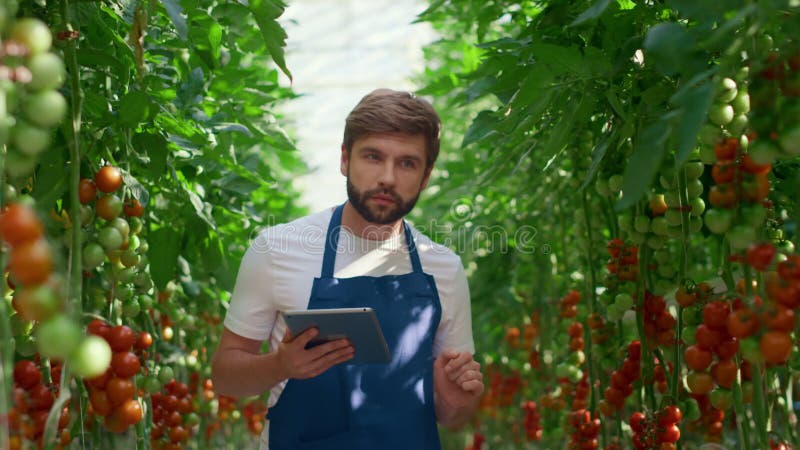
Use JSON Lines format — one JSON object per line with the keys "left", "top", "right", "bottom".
{"left": 570, "top": 0, "right": 611, "bottom": 27}
{"left": 616, "top": 121, "right": 671, "bottom": 210}
{"left": 249, "top": 0, "right": 292, "bottom": 81}
{"left": 643, "top": 22, "right": 696, "bottom": 77}
{"left": 670, "top": 77, "right": 714, "bottom": 165}
{"left": 579, "top": 130, "right": 614, "bottom": 191}
{"left": 162, "top": 0, "right": 189, "bottom": 41}
{"left": 150, "top": 227, "right": 182, "bottom": 291}
{"left": 118, "top": 91, "right": 152, "bottom": 127}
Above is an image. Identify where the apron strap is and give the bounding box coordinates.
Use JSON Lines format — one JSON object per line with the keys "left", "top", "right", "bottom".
{"left": 321, "top": 203, "right": 424, "bottom": 277}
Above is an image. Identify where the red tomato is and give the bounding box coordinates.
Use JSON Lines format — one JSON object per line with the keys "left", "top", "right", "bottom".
{"left": 684, "top": 345, "right": 713, "bottom": 371}
{"left": 111, "top": 351, "right": 141, "bottom": 378}
{"left": 95, "top": 166, "right": 123, "bottom": 193}
{"left": 0, "top": 203, "right": 43, "bottom": 247}
{"left": 13, "top": 360, "right": 41, "bottom": 390}
{"left": 108, "top": 325, "right": 136, "bottom": 352}
{"left": 78, "top": 178, "right": 97, "bottom": 204}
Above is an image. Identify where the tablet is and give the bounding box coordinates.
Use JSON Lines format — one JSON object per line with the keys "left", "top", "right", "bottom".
{"left": 281, "top": 307, "right": 391, "bottom": 364}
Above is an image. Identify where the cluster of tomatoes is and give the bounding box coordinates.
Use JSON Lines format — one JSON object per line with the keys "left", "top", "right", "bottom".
{"left": 567, "top": 409, "right": 601, "bottom": 450}
{"left": 559, "top": 289, "right": 582, "bottom": 318}
{"left": 629, "top": 404, "right": 682, "bottom": 450}
{"left": 599, "top": 340, "right": 641, "bottom": 415}
{"left": 8, "top": 359, "right": 71, "bottom": 449}
{"left": 150, "top": 379, "right": 197, "bottom": 449}
{"left": 605, "top": 239, "right": 639, "bottom": 283}
{"left": 641, "top": 290, "right": 677, "bottom": 348}
{"left": 242, "top": 399, "right": 268, "bottom": 436}
{"left": 519, "top": 400, "right": 542, "bottom": 441}
{"left": 1, "top": 18, "right": 68, "bottom": 179}
{"left": 1, "top": 203, "right": 55, "bottom": 317}
{"left": 684, "top": 395, "right": 726, "bottom": 442}
{"left": 83, "top": 320, "right": 150, "bottom": 433}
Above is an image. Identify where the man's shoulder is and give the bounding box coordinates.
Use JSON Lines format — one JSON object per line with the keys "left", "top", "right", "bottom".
{"left": 408, "top": 225, "right": 463, "bottom": 268}
{"left": 252, "top": 208, "right": 333, "bottom": 250}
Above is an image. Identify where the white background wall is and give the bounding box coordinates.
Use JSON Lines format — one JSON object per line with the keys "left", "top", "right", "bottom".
{"left": 279, "top": 0, "right": 436, "bottom": 212}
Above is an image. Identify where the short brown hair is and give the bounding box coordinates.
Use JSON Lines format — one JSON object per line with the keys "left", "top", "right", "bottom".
{"left": 343, "top": 89, "right": 441, "bottom": 169}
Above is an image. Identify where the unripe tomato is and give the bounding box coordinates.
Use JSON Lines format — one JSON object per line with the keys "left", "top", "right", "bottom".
{"left": 96, "top": 195, "right": 123, "bottom": 221}
{"left": 709, "top": 103, "right": 734, "bottom": 125}
{"left": 70, "top": 335, "right": 112, "bottom": 378}
{"left": 83, "top": 242, "right": 106, "bottom": 269}
{"left": 10, "top": 18, "right": 52, "bottom": 55}
{"left": 36, "top": 315, "right": 82, "bottom": 360}
{"left": 23, "top": 91, "right": 67, "bottom": 128}
{"left": 11, "top": 122, "right": 50, "bottom": 156}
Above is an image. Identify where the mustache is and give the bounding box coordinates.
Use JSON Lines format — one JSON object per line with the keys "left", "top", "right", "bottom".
{"left": 365, "top": 188, "right": 401, "bottom": 203}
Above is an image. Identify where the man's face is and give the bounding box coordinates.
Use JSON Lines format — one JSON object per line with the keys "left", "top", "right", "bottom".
{"left": 341, "top": 133, "right": 431, "bottom": 225}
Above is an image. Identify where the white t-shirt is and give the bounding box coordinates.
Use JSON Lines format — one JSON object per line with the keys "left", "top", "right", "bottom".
{"left": 223, "top": 206, "right": 475, "bottom": 412}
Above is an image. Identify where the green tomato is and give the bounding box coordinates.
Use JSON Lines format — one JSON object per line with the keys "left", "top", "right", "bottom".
{"left": 709, "top": 388, "right": 733, "bottom": 411}
{"left": 634, "top": 215, "right": 650, "bottom": 234}
{"left": 646, "top": 235, "right": 665, "bottom": 250}
{"left": 126, "top": 235, "right": 141, "bottom": 252}
{"left": 139, "top": 294, "right": 154, "bottom": 310}
{"left": 10, "top": 18, "right": 52, "bottom": 55}
{"left": 716, "top": 77, "right": 737, "bottom": 103}
{"left": 686, "top": 179, "right": 704, "bottom": 199}
{"left": 684, "top": 161, "right": 704, "bottom": 180}
{"left": 778, "top": 126, "right": 800, "bottom": 156}
{"left": 608, "top": 175, "right": 624, "bottom": 192}
{"left": 731, "top": 91, "right": 750, "bottom": 115}
{"left": 699, "top": 124, "right": 722, "bottom": 147}
{"left": 704, "top": 208, "right": 733, "bottom": 234}
{"left": 665, "top": 209, "right": 683, "bottom": 227}
{"left": 699, "top": 145, "right": 716, "bottom": 165}
{"left": 618, "top": 213, "right": 632, "bottom": 232}
{"left": 727, "top": 225, "right": 756, "bottom": 251}
{"left": 595, "top": 178, "right": 610, "bottom": 197}
{"left": 653, "top": 279, "right": 673, "bottom": 296}
{"left": 26, "top": 52, "right": 65, "bottom": 91}
{"left": 629, "top": 231, "right": 646, "bottom": 245}
{"left": 740, "top": 337, "right": 763, "bottom": 363}
{"left": 36, "top": 315, "right": 82, "bottom": 360}
{"left": 70, "top": 335, "right": 112, "bottom": 378}
{"left": 136, "top": 238, "right": 149, "bottom": 255}
{"left": 115, "top": 284, "right": 135, "bottom": 301}
{"left": 143, "top": 376, "right": 162, "bottom": 394}
{"left": 651, "top": 216, "right": 669, "bottom": 236}
{"left": 122, "top": 298, "right": 141, "bottom": 318}
{"left": 680, "top": 327, "right": 696, "bottom": 345}
{"left": 615, "top": 293, "right": 634, "bottom": 310}
{"left": 741, "top": 204, "right": 767, "bottom": 228}
{"left": 658, "top": 263, "right": 676, "bottom": 279}
{"left": 109, "top": 217, "right": 130, "bottom": 241}
{"left": 690, "top": 216, "right": 703, "bottom": 233}
{"left": 654, "top": 249, "right": 672, "bottom": 264}
{"left": 728, "top": 114, "right": 748, "bottom": 136}
{"left": 120, "top": 248, "right": 141, "bottom": 268}
{"left": 98, "top": 226, "right": 123, "bottom": 251}
{"left": 11, "top": 121, "right": 50, "bottom": 156}
{"left": 158, "top": 366, "right": 175, "bottom": 384}
{"left": 682, "top": 398, "right": 702, "bottom": 421}
{"left": 690, "top": 197, "right": 705, "bottom": 217}
{"left": 5, "top": 149, "right": 38, "bottom": 179}
{"left": 23, "top": 90, "right": 66, "bottom": 128}
{"left": 129, "top": 217, "right": 143, "bottom": 235}
{"left": 82, "top": 243, "right": 106, "bottom": 269}
{"left": 709, "top": 103, "right": 734, "bottom": 126}
{"left": 568, "top": 350, "right": 586, "bottom": 366}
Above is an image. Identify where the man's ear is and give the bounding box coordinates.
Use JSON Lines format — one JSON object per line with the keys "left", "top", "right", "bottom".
{"left": 340, "top": 144, "right": 348, "bottom": 176}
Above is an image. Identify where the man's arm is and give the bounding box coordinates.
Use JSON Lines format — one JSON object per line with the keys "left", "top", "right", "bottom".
{"left": 211, "top": 326, "right": 355, "bottom": 398}
{"left": 433, "top": 350, "right": 484, "bottom": 430}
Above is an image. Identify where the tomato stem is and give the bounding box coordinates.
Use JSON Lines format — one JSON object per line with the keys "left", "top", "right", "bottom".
{"left": 731, "top": 354, "right": 753, "bottom": 450}
{"left": 580, "top": 190, "right": 600, "bottom": 418}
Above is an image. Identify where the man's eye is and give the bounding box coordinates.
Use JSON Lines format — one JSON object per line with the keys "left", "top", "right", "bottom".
{"left": 366, "top": 153, "right": 379, "bottom": 160}
{"left": 400, "top": 160, "right": 416, "bottom": 168}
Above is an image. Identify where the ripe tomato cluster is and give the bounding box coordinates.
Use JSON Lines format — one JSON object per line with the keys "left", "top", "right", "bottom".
{"left": 559, "top": 289, "right": 582, "bottom": 318}
{"left": 1, "top": 203, "right": 55, "bottom": 315}
{"left": 629, "top": 404, "right": 683, "bottom": 450}
{"left": 606, "top": 239, "right": 639, "bottom": 282}
{"left": 83, "top": 320, "right": 149, "bottom": 433}
{"left": 150, "top": 379, "right": 196, "bottom": 449}
{"left": 599, "top": 340, "right": 641, "bottom": 415}
{"left": 641, "top": 290, "right": 677, "bottom": 348}
{"left": 8, "top": 359, "right": 71, "bottom": 450}
{"left": 520, "top": 400, "right": 542, "bottom": 441}
{"left": 567, "top": 409, "right": 601, "bottom": 450}
{"left": 242, "top": 399, "right": 268, "bottom": 436}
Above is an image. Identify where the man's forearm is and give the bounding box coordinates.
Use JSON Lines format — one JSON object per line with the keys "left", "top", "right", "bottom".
{"left": 211, "top": 349, "right": 287, "bottom": 398}
{"left": 434, "top": 394, "right": 480, "bottom": 430}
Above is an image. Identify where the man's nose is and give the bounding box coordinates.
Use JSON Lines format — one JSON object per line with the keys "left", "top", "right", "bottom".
{"left": 377, "top": 161, "right": 396, "bottom": 187}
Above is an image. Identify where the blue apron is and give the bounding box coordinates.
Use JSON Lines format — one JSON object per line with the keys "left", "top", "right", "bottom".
{"left": 267, "top": 203, "right": 443, "bottom": 450}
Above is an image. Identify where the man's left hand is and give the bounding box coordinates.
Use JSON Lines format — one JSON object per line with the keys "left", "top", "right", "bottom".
{"left": 433, "top": 350, "right": 484, "bottom": 409}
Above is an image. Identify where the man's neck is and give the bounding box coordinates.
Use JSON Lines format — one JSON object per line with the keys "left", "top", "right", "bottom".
{"left": 340, "top": 202, "right": 403, "bottom": 241}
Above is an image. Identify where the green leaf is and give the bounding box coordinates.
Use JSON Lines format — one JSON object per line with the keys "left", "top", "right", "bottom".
{"left": 162, "top": 0, "right": 189, "bottom": 41}
{"left": 643, "top": 22, "right": 696, "bottom": 77}
{"left": 249, "top": 0, "right": 292, "bottom": 80}
{"left": 617, "top": 121, "right": 672, "bottom": 210}
{"left": 671, "top": 79, "right": 714, "bottom": 164}
{"left": 149, "top": 227, "right": 181, "bottom": 291}
{"left": 541, "top": 95, "right": 595, "bottom": 171}
{"left": 209, "top": 22, "right": 223, "bottom": 61}
{"left": 579, "top": 131, "right": 614, "bottom": 191}
{"left": 118, "top": 90, "right": 152, "bottom": 127}
{"left": 570, "top": 0, "right": 611, "bottom": 26}
{"left": 462, "top": 110, "right": 499, "bottom": 147}
{"left": 32, "top": 144, "right": 66, "bottom": 208}
{"left": 531, "top": 43, "right": 588, "bottom": 77}
{"left": 133, "top": 132, "right": 169, "bottom": 180}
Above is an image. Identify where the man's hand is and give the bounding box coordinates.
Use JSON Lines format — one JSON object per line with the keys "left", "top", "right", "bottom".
{"left": 276, "top": 328, "right": 354, "bottom": 380}
{"left": 434, "top": 350, "right": 484, "bottom": 412}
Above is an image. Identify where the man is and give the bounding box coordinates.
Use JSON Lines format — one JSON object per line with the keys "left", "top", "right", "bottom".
{"left": 211, "top": 89, "right": 483, "bottom": 450}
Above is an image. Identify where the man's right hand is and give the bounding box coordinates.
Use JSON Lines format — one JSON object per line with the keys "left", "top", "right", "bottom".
{"left": 276, "top": 328, "right": 355, "bottom": 380}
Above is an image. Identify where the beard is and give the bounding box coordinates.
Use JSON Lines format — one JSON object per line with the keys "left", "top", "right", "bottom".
{"left": 346, "top": 176, "right": 420, "bottom": 225}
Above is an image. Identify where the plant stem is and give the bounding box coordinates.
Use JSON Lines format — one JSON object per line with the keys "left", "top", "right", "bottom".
{"left": 580, "top": 190, "right": 599, "bottom": 416}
